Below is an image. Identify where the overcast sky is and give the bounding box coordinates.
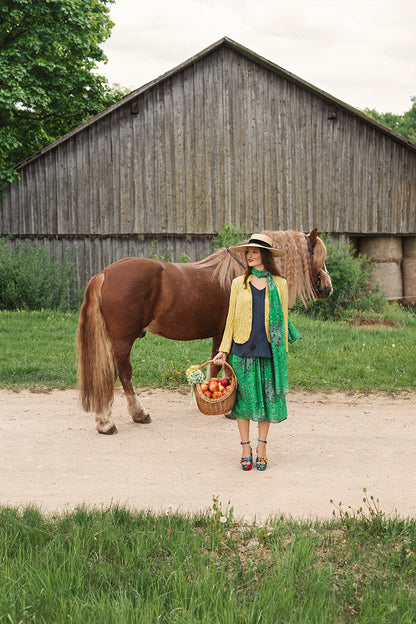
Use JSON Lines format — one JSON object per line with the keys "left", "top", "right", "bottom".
{"left": 97, "top": 0, "right": 416, "bottom": 115}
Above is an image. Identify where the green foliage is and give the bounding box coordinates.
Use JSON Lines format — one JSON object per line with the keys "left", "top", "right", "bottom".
{"left": 364, "top": 97, "right": 416, "bottom": 143}
{"left": 0, "top": 238, "right": 80, "bottom": 310}
{"left": 212, "top": 222, "right": 251, "bottom": 249}
{"left": 0, "top": 0, "right": 125, "bottom": 189}
{"left": 296, "top": 235, "right": 388, "bottom": 320}
{"left": 146, "top": 241, "right": 190, "bottom": 263}
{"left": 146, "top": 240, "right": 172, "bottom": 262}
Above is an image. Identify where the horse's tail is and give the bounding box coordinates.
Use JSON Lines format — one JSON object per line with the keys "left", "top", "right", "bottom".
{"left": 76, "top": 273, "right": 116, "bottom": 413}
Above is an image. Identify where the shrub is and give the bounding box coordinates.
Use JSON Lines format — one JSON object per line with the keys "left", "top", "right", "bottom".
{"left": 212, "top": 222, "right": 251, "bottom": 250}
{"left": 295, "top": 235, "right": 388, "bottom": 320}
{"left": 0, "top": 238, "right": 80, "bottom": 311}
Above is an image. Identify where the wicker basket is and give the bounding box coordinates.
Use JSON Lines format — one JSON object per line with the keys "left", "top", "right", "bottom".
{"left": 194, "top": 360, "right": 237, "bottom": 415}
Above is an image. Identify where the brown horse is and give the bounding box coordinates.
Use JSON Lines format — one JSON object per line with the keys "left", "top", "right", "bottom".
{"left": 76, "top": 228, "right": 332, "bottom": 434}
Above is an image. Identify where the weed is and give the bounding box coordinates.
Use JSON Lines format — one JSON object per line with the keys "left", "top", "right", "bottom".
{"left": 159, "top": 362, "right": 185, "bottom": 387}
{"left": 211, "top": 495, "right": 234, "bottom": 534}
{"left": 331, "top": 488, "right": 386, "bottom": 535}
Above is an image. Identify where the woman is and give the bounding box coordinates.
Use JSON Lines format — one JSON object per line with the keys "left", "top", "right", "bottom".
{"left": 213, "top": 233, "right": 300, "bottom": 471}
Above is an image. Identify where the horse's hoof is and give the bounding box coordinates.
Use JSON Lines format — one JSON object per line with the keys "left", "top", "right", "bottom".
{"left": 132, "top": 412, "right": 152, "bottom": 424}
{"left": 139, "top": 413, "right": 152, "bottom": 424}
{"left": 97, "top": 423, "right": 118, "bottom": 435}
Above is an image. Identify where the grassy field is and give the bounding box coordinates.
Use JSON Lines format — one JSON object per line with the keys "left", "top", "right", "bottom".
{"left": 0, "top": 308, "right": 415, "bottom": 393}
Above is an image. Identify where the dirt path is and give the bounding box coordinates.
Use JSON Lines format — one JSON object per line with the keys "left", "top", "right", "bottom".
{"left": 1, "top": 388, "right": 415, "bottom": 522}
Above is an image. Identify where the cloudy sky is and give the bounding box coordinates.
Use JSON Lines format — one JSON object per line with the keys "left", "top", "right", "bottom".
{"left": 98, "top": 0, "right": 416, "bottom": 115}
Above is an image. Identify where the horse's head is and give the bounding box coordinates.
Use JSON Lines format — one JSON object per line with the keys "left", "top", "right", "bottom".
{"left": 262, "top": 228, "right": 333, "bottom": 306}
{"left": 306, "top": 228, "right": 333, "bottom": 300}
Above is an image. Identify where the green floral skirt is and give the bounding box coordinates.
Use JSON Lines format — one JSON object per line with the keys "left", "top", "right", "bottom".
{"left": 229, "top": 354, "right": 288, "bottom": 423}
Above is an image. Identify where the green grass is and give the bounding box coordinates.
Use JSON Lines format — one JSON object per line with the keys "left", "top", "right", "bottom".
{"left": 0, "top": 308, "right": 415, "bottom": 392}
{"left": 0, "top": 502, "right": 415, "bottom": 624}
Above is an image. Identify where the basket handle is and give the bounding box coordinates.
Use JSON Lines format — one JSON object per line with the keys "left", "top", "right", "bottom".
{"left": 198, "top": 360, "right": 236, "bottom": 383}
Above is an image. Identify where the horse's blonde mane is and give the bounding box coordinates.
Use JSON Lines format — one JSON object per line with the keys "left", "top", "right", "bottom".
{"left": 194, "top": 248, "right": 244, "bottom": 290}
{"left": 195, "top": 230, "right": 327, "bottom": 306}
{"left": 263, "top": 229, "right": 323, "bottom": 307}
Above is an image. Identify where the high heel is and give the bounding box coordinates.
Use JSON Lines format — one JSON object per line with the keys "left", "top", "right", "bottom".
{"left": 240, "top": 441, "right": 252, "bottom": 471}
{"left": 256, "top": 439, "right": 268, "bottom": 471}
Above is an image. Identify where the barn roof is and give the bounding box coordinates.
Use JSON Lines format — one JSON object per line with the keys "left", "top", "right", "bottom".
{"left": 16, "top": 36, "right": 416, "bottom": 169}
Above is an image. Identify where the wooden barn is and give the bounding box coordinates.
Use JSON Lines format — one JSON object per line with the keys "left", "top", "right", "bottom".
{"left": 1, "top": 37, "right": 415, "bottom": 300}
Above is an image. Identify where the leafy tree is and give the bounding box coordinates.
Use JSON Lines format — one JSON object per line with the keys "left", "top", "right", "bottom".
{"left": 364, "top": 97, "right": 416, "bottom": 144}
{"left": 0, "top": 0, "right": 126, "bottom": 189}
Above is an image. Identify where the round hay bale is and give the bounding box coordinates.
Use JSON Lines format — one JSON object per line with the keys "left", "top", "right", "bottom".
{"left": 369, "top": 261, "right": 403, "bottom": 300}
{"left": 403, "top": 236, "right": 416, "bottom": 259}
{"left": 402, "top": 258, "right": 416, "bottom": 298}
{"left": 359, "top": 237, "right": 403, "bottom": 262}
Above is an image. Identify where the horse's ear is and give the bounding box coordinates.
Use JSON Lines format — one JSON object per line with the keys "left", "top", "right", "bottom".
{"left": 309, "top": 228, "right": 318, "bottom": 247}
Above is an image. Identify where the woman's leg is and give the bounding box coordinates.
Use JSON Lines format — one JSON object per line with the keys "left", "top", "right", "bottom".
{"left": 236, "top": 417, "right": 252, "bottom": 470}
{"left": 257, "top": 421, "right": 270, "bottom": 460}
{"left": 237, "top": 418, "right": 251, "bottom": 456}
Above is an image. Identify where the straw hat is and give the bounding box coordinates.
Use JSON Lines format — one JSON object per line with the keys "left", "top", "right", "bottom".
{"left": 230, "top": 233, "right": 286, "bottom": 257}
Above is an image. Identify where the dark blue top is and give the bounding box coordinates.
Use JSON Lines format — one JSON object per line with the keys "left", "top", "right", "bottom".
{"left": 230, "top": 283, "right": 272, "bottom": 358}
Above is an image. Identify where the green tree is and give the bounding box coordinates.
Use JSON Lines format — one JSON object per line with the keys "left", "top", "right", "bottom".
{"left": 0, "top": 0, "right": 125, "bottom": 189}
{"left": 364, "top": 97, "right": 416, "bottom": 144}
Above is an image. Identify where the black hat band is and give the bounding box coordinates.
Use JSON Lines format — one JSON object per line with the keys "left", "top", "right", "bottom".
{"left": 248, "top": 238, "right": 272, "bottom": 248}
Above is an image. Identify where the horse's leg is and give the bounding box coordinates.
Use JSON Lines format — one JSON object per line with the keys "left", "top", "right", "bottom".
{"left": 95, "top": 402, "right": 118, "bottom": 435}
{"left": 113, "top": 340, "right": 151, "bottom": 424}
{"left": 94, "top": 370, "right": 118, "bottom": 434}
{"left": 209, "top": 335, "right": 224, "bottom": 379}
{"left": 210, "top": 336, "right": 236, "bottom": 420}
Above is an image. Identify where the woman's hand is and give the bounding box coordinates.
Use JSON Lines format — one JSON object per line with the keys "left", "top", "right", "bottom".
{"left": 213, "top": 351, "right": 227, "bottom": 366}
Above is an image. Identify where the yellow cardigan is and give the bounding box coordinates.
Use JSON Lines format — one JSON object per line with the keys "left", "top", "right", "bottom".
{"left": 219, "top": 274, "right": 289, "bottom": 354}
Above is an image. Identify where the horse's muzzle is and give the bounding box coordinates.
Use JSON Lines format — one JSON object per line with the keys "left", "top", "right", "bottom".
{"left": 313, "top": 265, "right": 333, "bottom": 299}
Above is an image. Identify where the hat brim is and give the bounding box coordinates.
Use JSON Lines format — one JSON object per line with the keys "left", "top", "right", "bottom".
{"left": 230, "top": 242, "right": 286, "bottom": 257}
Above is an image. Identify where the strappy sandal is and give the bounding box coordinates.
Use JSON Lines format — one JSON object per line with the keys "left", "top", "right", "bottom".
{"left": 256, "top": 439, "right": 268, "bottom": 471}
{"left": 240, "top": 441, "right": 252, "bottom": 471}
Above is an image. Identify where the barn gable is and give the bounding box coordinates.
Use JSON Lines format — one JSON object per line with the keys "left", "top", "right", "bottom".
{"left": 1, "top": 37, "right": 415, "bottom": 296}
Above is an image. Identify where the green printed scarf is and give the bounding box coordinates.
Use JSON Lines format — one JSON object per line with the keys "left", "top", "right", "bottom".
{"left": 251, "top": 269, "right": 301, "bottom": 394}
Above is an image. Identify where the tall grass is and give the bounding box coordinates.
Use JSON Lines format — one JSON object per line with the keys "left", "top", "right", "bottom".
{"left": 0, "top": 503, "right": 415, "bottom": 623}
{"left": 0, "top": 309, "right": 415, "bottom": 392}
